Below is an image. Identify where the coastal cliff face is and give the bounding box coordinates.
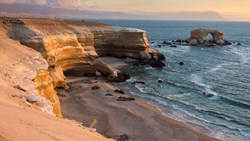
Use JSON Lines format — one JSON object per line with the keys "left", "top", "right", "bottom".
{"left": 0, "top": 18, "right": 115, "bottom": 141}
{"left": 2, "top": 18, "right": 155, "bottom": 117}
{"left": 91, "top": 27, "right": 152, "bottom": 60}
{"left": 6, "top": 19, "right": 120, "bottom": 77}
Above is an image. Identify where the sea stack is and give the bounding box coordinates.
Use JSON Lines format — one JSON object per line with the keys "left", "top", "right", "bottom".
{"left": 186, "top": 28, "right": 232, "bottom": 46}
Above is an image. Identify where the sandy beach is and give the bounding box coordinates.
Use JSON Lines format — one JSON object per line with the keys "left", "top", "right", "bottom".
{"left": 58, "top": 57, "right": 220, "bottom": 141}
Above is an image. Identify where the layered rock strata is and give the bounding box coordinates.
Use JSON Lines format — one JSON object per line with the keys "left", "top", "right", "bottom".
{"left": 5, "top": 19, "right": 115, "bottom": 79}
{"left": 2, "top": 18, "right": 162, "bottom": 116}
{"left": 0, "top": 21, "right": 62, "bottom": 117}
{"left": 90, "top": 27, "right": 153, "bottom": 60}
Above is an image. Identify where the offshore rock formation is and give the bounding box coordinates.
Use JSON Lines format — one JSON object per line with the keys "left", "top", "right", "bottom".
{"left": 186, "top": 28, "right": 231, "bottom": 46}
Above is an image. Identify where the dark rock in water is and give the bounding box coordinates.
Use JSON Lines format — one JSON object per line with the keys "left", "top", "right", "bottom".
{"left": 157, "top": 53, "right": 166, "bottom": 61}
{"left": 157, "top": 44, "right": 162, "bottom": 47}
{"left": 158, "top": 78, "right": 164, "bottom": 83}
{"left": 92, "top": 86, "right": 100, "bottom": 90}
{"left": 170, "top": 45, "right": 177, "bottom": 48}
{"left": 179, "top": 62, "right": 184, "bottom": 65}
{"left": 150, "top": 60, "right": 165, "bottom": 68}
{"left": 202, "top": 92, "right": 214, "bottom": 97}
{"left": 151, "top": 41, "right": 155, "bottom": 44}
{"left": 118, "top": 72, "right": 131, "bottom": 81}
{"left": 132, "top": 81, "right": 146, "bottom": 84}
{"left": 105, "top": 93, "right": 113, "bottom": 96}
{"left": 149, "top": 53, "right": 166, "bottom": 68}
{"left": 202, "top": 92, "right": 206, "bottom": 95}
{"left": 107, "top": 72, "right": 131, "bottom": 82}
{"left": 162, "top": 41, "right": 172, "bottom": 45}
{"left": 176, "top": 39, "right": 182, "bottom": 43}
{"left": 112, "top": 134, "right": 129, "bottom": 141}
{"left": 114, "top": 89, "right": 125, "bottom": 94}
{"left": 223, "top": 40, "right": 232, "bottom": 45}
{"left": 117, "top": 96, "right": 135, "bottom": 101}
{"left": 237, "top": 42, "right": 241, "bottom": 46}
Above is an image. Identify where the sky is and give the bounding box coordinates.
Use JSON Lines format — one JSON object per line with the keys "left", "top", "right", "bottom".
{"left": 1, "top": 0, "right": 250, "bottom": 21}
{"left": 87, "top": 0, "right": 250, "bottom": 20}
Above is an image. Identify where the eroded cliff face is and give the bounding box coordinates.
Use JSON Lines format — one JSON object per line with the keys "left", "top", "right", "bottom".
{"left": 0, "top": 21, "right": 62, "bottom": 117}
{"left": 2, "top": 18, "right": 157, "bottom": 117}
{"left": 34, "top": 69, "right": 62, "bottom": 117}
{"left": 91, "top": 27, "right": 152, "bottom": 60}
{"left": 5, "top": 19, "right": 116, "bottom": 78}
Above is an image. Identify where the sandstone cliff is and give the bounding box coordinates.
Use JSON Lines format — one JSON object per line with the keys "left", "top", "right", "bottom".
{"left": 1, "top": 17, "right": 158, "bottom": 118}
{"left": 0, "top": 19, "right": 112, "bottom": 141}
{"left": 0, "top": 21, "right": 62, "bottom": 117}
{"left": 90, "top": 27, "right": 152, "bottom": 60}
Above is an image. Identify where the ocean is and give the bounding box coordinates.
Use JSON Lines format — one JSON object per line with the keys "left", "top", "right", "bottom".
{"left": 87, "top": 20, "right": 250, "bottom": 141}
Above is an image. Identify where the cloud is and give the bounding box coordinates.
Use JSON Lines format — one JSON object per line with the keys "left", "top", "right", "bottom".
{"left": 0, "top": 0, "right": 88, "bottom": 9}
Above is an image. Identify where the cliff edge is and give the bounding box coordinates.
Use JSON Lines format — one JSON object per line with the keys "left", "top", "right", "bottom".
{"left": 0, "top": 17, "right": 160, "bottom": 141}
{"left": 0, "top": 19, "right": 112, "bottom": 141}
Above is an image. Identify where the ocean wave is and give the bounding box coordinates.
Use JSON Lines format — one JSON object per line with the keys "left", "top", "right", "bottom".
{"left": 204, "top": 110, "right": 250, "bottom": 127}
{"left": 174, "top": 92, "right": 192, "bottom": 98}
{"left": 166, "top": 81, "right": 192, "bottom": 90}
{"left": 190, "top": 74, "right": 218, "bottom": 97}
{"left": 126, "top": 77, "right": 137, "bottom": 83}
{"left": 167, "top": 97, "right": 250, "bottom": 128}
{"left": 240, "top": 55, "right": 250, "bottom": 64}
{"left": 230, "top": 47, "right": 250, "bottom": 64}
{"left": 208, "top": 64, "right": 223, "bottom": 73}
{"left": 219, "top": 96, "right": 250, "bottom": 109}
{"left": 171, "top": 103, "right": 248, "bottom": 135}
{"left": 131, "top": 80, "right": 249, "bottom": 141}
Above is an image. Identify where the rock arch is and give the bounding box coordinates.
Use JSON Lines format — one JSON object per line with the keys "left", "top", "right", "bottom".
{"left": 187, "top": 28, "right": 230, "bottom": 46}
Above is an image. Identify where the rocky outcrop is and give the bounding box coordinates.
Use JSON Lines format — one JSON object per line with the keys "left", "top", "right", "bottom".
{"left": 91, "top": 27, "right": 154, "bottom": 60}
{"left": 4, "top": 19, "right": 115, "bottom": 79}
{"left": 1, "top": 18, "right": 164, "bottom": 116}
{"left": 186, "top": 28, "right": 231, "bottom": 46}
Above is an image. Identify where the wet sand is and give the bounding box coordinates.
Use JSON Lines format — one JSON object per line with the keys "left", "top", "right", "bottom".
{"left": 58, "top": 60, "right": 220, "bottom": 141}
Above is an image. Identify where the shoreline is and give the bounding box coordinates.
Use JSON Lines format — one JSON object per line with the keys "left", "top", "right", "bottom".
{"left": 58, "top": 57, "right": 220, "bottom": 141}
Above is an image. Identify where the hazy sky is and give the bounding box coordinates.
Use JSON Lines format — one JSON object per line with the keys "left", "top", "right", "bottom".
{"left": 1, "top": 0, "right": 250, "bottom": 20}
{"left": 87, "top": 0, "right": 250, "bottom": 20}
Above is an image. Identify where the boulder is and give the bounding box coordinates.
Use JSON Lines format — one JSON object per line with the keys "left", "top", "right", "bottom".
{"left": 148, "top": 52, "right": 166, "bottom": 68}
{"left": 117, "top": 96, "right": 135, "bottom": 101}
{"left": 107, "top": 72, "right": 131, "bottom": 82}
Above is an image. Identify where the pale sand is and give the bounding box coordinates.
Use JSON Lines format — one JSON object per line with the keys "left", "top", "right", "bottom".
{"left": 0, "top": 98, "right": 112, "bottom": 141}
{"left": 59, "top": 77, "right": 219, "bottom": 141}
{"left": 58, "top": 57, "right": 220, "bottom": 141}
